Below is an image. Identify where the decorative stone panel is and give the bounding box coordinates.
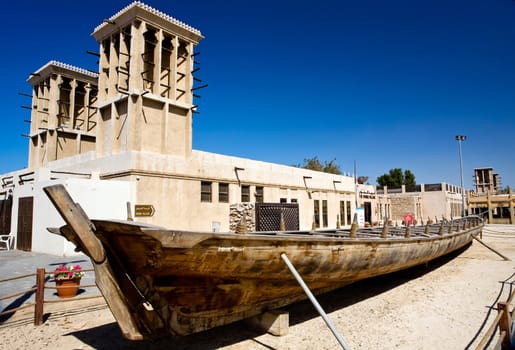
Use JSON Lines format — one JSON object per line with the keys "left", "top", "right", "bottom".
{"left": 229, "top": 203, "right": 255, "bottom": 233}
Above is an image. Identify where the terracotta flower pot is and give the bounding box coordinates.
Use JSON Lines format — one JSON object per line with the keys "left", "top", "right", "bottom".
{"left": 55, "top": 278, "right": 81, "bottom": 298}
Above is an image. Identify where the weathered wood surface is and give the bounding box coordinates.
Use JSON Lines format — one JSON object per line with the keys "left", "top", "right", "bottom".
{"left": 44, "top": 185, "right": 144, "bottom": 340}
{"left": 90, "top": 219, "right": 480, "bottom": 336}
{"left": 44, "top": 184, "right": 483, "bottom": 340}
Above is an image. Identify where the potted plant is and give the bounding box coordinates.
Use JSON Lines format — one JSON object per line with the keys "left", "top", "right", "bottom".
{"left": 52, "top": 264, "right": 84, "bottom": 298}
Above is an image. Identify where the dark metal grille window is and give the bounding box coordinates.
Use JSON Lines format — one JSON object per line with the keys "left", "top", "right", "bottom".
{"left": 218, "top": 183, "right": 229, "bottom": 203}
{"left": 201, "top": 181, "right": 212, "bottom": 202}
{"left": 241, "top": 185, "right": 250, "bottom": 202}
{"left": 405, "top": 185, "right": 421, "bottom": 193}
{"left": 255, "top": 203, "right": 299, "bottom": 231}
{"left": 255, "top": 186, "right": 264, "bottom": 203}
{"left": 314, "top": 200, "right": 320, "bottom": 228}
{"left": 322, "top": 200, "right": 328, "bottom": 227}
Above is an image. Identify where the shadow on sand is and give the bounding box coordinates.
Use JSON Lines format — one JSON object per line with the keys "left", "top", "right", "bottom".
{"left": 68, "top": 244, "right": 471, "bottom": 349}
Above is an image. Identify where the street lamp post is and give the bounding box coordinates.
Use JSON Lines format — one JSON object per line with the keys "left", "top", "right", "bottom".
{"left": 456, "top": 135, "right": 466, "bottom": 217}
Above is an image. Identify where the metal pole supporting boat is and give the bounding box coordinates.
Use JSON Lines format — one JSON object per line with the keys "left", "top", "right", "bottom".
{"left": 280, "top": 253, "right": 351, "bottom": 350}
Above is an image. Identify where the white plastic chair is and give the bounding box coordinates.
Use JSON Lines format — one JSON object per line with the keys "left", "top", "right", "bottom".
{"left": 0, "top": 233, "right": 14, "bottom": 250}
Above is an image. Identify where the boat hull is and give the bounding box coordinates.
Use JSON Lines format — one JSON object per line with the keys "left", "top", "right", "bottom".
{"left": 88, "top": 219, "right": 479, "bottom": 337}
{"left": 45, "top": 181, "right": 482, "bottom": 340}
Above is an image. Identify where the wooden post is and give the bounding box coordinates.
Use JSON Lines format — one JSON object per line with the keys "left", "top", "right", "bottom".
{"left": 43, "top": 185, "right": 105, "bottom": 264}
{"left": 279, "top": 212, "right": 286, "bottom": 231}
{"left": 404, "top": 226, "right": 411, "bottom": 238}
{"left": 487, "top": 190, "right": 493, "bottom": 224}
{"left": 34, "top": 268, "right": 45, "bottom": 326}
{"left": 439, "top": 222, "right": 444, "bottom": 236}
{"left": 350, "top": 213, "right": 358, "bottom": 238}
{"left": 43, "top": 184, "right": 144, "bottom": 340}
{"left": 497, "top": 302, "right": 512, "bottom": 350}
{"left": 126, "top": 201, "right": 133, "bottom": 221}
{"left": 381, "top": 222, "right": 389, "bottom": 238}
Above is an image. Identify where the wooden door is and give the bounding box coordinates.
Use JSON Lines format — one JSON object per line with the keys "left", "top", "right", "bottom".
{"left": 364, "top": 201, "right": 372, "bottom": 225}
{"left": 0, "top": 197, "right": 12, "bottom": 234}
{"left": 17, "top": 197, "right": 33, "bottom": 251}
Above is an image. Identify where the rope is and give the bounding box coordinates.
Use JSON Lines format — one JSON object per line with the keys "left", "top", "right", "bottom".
{"left": 0, "top": 273, "right": 36, "bottom": 283}
{"left": 0, "top": 287, "right": 37, "bottom": 302}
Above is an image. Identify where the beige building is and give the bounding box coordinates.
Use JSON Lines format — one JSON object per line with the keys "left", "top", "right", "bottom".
{"left": 0, "top": 2, "right": 358, "bottom": 255}
{"left": 0, "top": 2, "right": 485, "bottom": 255}
{"left": 468, "top": 167, "right": 514, "bottom": 224}
{"left": 375, "top": 183, "right": 465, "bottom": 224}
{"left": 473, "top": 167, "right": 500, "bottom": 193}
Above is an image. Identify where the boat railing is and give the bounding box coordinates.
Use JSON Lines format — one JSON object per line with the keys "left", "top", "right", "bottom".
{"left": 254, "top": 216, "right": 483, "bottom": 239}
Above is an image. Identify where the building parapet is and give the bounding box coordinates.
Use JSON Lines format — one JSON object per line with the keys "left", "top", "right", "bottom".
{"left": 377, "top": 182, "right": 465, "bottom": 195}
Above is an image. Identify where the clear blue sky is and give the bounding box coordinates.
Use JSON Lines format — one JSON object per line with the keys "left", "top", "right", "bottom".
{"left": 2, "top": 0, "right": 514, "bottom": 189}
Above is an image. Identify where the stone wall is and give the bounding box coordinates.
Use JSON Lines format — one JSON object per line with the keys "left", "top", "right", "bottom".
{"left": 229, "top": 203, "right": 255, "bottom": 233}
{"left": 389, "top": 195, "right": 419, "bottom": 221}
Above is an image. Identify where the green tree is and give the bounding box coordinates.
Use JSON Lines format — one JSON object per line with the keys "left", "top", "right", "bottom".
{"left": 404, "top": 170, "right": 416, "bottom": 186}
{"left": 298, "top": 157, "right": 342, "bottom": 174}
{"left": 377, "top": 168, "right": 416, "bottom": 187}
{"left": 323, "top": 159, "right": 342, "bottom": 174}
{"left": 302, "top": 157, "right": 323, "bottom": 171}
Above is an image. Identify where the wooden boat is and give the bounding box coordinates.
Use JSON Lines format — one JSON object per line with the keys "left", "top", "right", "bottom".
{"left": 44, "top": 184, "right": 483, "bottom": 340}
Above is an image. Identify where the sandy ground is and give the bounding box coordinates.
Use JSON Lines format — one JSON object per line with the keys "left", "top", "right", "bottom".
{"left": 1, "top": 224, "right": 514, "bottom": 350}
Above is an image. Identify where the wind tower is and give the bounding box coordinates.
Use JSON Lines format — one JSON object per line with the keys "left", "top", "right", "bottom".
{"left": 27, "top": 61, "right": 99, "bottom": 170}
{"left": 92, "top": 2, "right": 204, "bottom": 157}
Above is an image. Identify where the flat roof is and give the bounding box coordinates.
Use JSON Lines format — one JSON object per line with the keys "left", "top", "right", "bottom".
{"left": 92, "top": 1, "right": 203, "bottom": 43}
{"left": 27, "top": 60, "right": 98, "bottom": 85}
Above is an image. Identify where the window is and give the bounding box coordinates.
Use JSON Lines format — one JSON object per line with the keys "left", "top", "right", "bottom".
{"left": 280, "top": 198, "right": 287, "bottom": 203}
{"left": 255, "top": 186, "right": 264, "bottom": 203}
{"left": 291, "top": 198, "right": 297, "bottom": 203}
{"left": 340, "top": 201, "right": 345, "bottom": 226}
{"left": 219, "top": 183, "right": 229, "bottom": 203}
{"left": 346, "top": 201, "right": 351, "bottom": 225}
{"left": 314, "top": 200, "right": 320, "bottom": 228}
{"left": 241, "top": 185, "right": 250, "bottom": 202}
{"left": 322, "top": 200, "right": 328, "bottom": 227}
{"left": 201, "top": 181, "right": 212, "bottom": 202}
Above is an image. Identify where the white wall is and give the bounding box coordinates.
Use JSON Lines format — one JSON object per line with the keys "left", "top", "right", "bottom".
{"left": 30, "top": 178, "right": 131, "bottom": 256}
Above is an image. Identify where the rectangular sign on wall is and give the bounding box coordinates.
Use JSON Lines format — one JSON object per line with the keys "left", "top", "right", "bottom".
{"left": 134, "top": 204, "right": 155, "bottom": 217}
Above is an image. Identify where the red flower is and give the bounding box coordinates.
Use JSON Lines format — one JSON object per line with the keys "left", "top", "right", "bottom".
{"left": 52, "top": 264, "right": 85, "bottom": 280}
